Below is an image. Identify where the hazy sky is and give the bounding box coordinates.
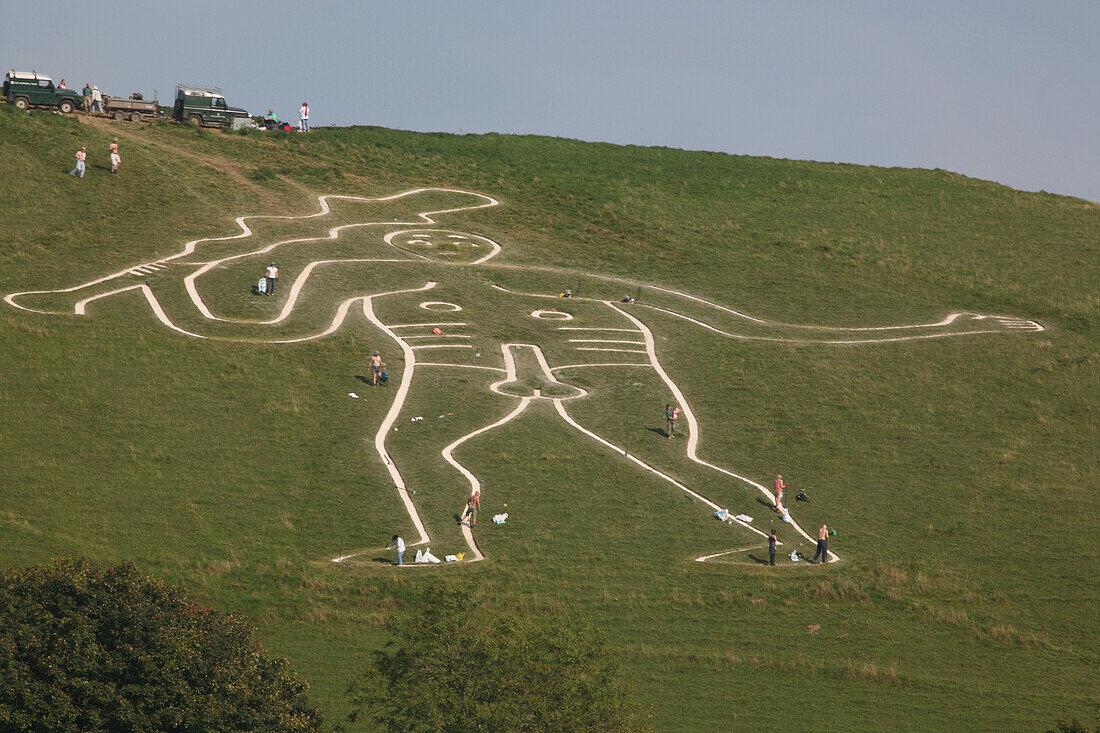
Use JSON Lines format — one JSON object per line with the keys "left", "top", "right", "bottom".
{"left": 6, "top": 1, "right": 1097, "bottom": 201}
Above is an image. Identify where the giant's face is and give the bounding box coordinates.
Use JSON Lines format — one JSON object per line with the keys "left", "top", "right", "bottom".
{"left": 383, "top": 229, "right": 500, "bottom": 264}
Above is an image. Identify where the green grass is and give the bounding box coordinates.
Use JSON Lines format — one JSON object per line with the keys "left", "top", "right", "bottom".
{"left": 0, "top": 103, "right": 1097, "bottom": 731}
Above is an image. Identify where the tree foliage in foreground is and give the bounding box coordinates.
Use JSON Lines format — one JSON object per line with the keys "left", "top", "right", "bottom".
{"left": 0, "top": 558, "right": 321, "bottom": 732}
{"left": 1046, "top": 711, "right": 1099, "bottom": 733}
{"left": 346, "top": 588, "right": 649, "bottom": 732}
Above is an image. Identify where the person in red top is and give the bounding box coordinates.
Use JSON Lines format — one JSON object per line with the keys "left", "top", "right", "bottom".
{"left": 774, "top": 474, "right": 787, "bottom": 512}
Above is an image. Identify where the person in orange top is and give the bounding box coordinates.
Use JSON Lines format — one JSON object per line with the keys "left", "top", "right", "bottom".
{"left": 773, "top": 474, "right": 787, "bottom": 512}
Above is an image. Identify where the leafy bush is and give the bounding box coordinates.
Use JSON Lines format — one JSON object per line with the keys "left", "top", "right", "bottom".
{"left": 346, "top": 588, "right": 648, "bottom": 732}
{"left": 0, "top": 558, "right": 321, "bottom": 732}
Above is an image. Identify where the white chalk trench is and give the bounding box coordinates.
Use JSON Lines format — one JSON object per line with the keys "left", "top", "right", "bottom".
{"left": 1, "top": 187, "right": 1044, "bottom": 570}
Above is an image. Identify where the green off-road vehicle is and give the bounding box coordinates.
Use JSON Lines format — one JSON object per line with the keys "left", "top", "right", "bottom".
{"left": 172, "top": 85, "right": 251, "bottom": 128}
{"left": 3, "top": 71, "right": 82, "bottom": 113}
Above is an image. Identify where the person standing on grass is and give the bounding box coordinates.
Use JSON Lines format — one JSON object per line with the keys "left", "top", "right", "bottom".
{"left": 298, "top": 101, "right": 309, "bottom": 132}
{"left": 813, "top": 524, "right": 829, "bottom": 563}
{"left": 774, "top": 474, "right": 787, "bottom": 512}
{"left": 82, "top": 83, "right": 92, "bottom": 114}
{"left": 68, "top": 147, "right": 86, "bottom": 178}
{"left": 463, "top": 489, "right": 481, "bottom": 527}
{"left": 264, "top": 262, "right": 278, "bottom": 296}
{"left": 91, "top": 85, "right": 102, "bottom": 114}
{"left": 390, "top": 535, "right": 405, "bottom": 566}
{"left": 369, "top": 350, "right": 385, "bottom": 385}
{"left": 768, "top": 530, "right": 777, "bottom": 566}
{"left": 665, "top": 404, "right": 678, "bottom": 438}
{"left": 108, "top": 138, "right": 120, "bottom": 174}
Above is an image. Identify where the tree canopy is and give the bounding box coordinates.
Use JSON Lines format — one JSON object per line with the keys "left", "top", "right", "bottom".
{"left": 0, "top": 558, "right": 321, "bottom": 732}
{"left": 346, "top": 588, "right": 648, "bottom": 732}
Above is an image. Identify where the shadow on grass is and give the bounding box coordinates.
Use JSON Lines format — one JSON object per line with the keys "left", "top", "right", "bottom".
{"left": 646, "top": 427, "right": 671, "bottom": 438}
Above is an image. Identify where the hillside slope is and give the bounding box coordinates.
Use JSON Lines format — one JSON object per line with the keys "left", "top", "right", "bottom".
{"left": 0, "top": 106, "right": 1096, "bottom": 731}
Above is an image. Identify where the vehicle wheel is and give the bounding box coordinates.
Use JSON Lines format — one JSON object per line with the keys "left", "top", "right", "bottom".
{"left": 130, "top": 112, "right": 142, "bottom": 122}
{"left": 58, "top": 99, "right": 75, "bottom": 114}
{"left": 13, "top": 97, "right": 29, "bottom": 110}
{"left": 188, "top": 114, "right": 202, "bottom": 126}
{"left": 113, "top": 110, "right": 126, "bottom": 121}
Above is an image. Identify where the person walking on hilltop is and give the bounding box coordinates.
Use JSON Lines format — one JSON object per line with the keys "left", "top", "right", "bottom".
{"left": 665, "top": 403, "right": 679, "bottom": 439}
{"left": 774, "top": 474, "right": 787, "bottom": 513}
{"left": 264, "top": 262, "right": 278, "bottom": 296}
{"left": 298, "top": 101, "right": 309, "bottom": 132}
{"left": 369, "top": 350, "right": 385, "bottom": 386}
{"left": 108, "top": 138, "right": 121, "bottom": 174}
{"left": 813, "top": 523, "right": 830, "bottom": 564}
{"left": 82, "top": 83, "right": 92, "bottom": 114}
{"left": 91, "top": 85, "right": 102, "bottom": 114}
{"left": 768, "top": 530, "right": 778, "bottom": 566}
{"left": 68, "top": 147, "right": 87, "bottom": 178}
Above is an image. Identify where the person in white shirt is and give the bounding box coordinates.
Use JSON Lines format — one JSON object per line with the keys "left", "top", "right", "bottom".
{"left": 390, "top": 535, "right": 405, "bottom": 565}
{"left": 68, "top": 147, "right": 86, "bottom": 178}
{"left": 91, "top": 85, "right": 102, "bottom": 114}
{"left": 264, "top": 262, "right": 279, "bottom": 296}
{"left": 298, "top": 102, "right": 309, "bottom": 132}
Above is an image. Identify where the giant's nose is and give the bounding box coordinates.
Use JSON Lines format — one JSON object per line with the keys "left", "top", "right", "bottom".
{"left": 490, "top": 344, "right": 585, "bottom": 399}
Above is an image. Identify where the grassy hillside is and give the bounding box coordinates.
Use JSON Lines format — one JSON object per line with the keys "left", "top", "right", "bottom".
{"left": 0, "top": 104, "right": 1097, "bottom": 731}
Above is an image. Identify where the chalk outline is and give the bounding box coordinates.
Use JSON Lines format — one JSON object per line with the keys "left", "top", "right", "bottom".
{"left": 4, "top": 187, "right": 1046, "bottom": 568}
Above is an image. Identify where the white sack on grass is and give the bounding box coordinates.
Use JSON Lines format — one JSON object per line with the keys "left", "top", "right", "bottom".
{"left": 347, "top": 392, "right": 359, "bottom": 399}
{"left": 790, "top": 550, "right": 800, "bottom": 562}
{"left": 421, "top": 548, "right": 441, "bottom": 563}
{"left": 414, "top": 549, "right": 424, "bottom": 563}
{"left": 714, "top": 509, "right": 729, "bottom": 521}
{"left": 445, "top": 555, "right": 459, "bottom": 562}
{"left": 735, "top": 514, "right": 753, "bottom": 523}
{"left": 493, "top": 513, "right": 508, "bottom": 524}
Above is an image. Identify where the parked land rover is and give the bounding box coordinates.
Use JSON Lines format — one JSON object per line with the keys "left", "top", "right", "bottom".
{"left": 3, "top": 71, "right": 82, "bottom": 113}
{"left": 172, "top": 85, "right": 250, "bottom": 128}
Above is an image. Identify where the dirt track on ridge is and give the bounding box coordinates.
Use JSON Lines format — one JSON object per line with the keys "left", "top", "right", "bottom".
{"left": 77, "top": 114, "right": 316, "bottom": 206}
